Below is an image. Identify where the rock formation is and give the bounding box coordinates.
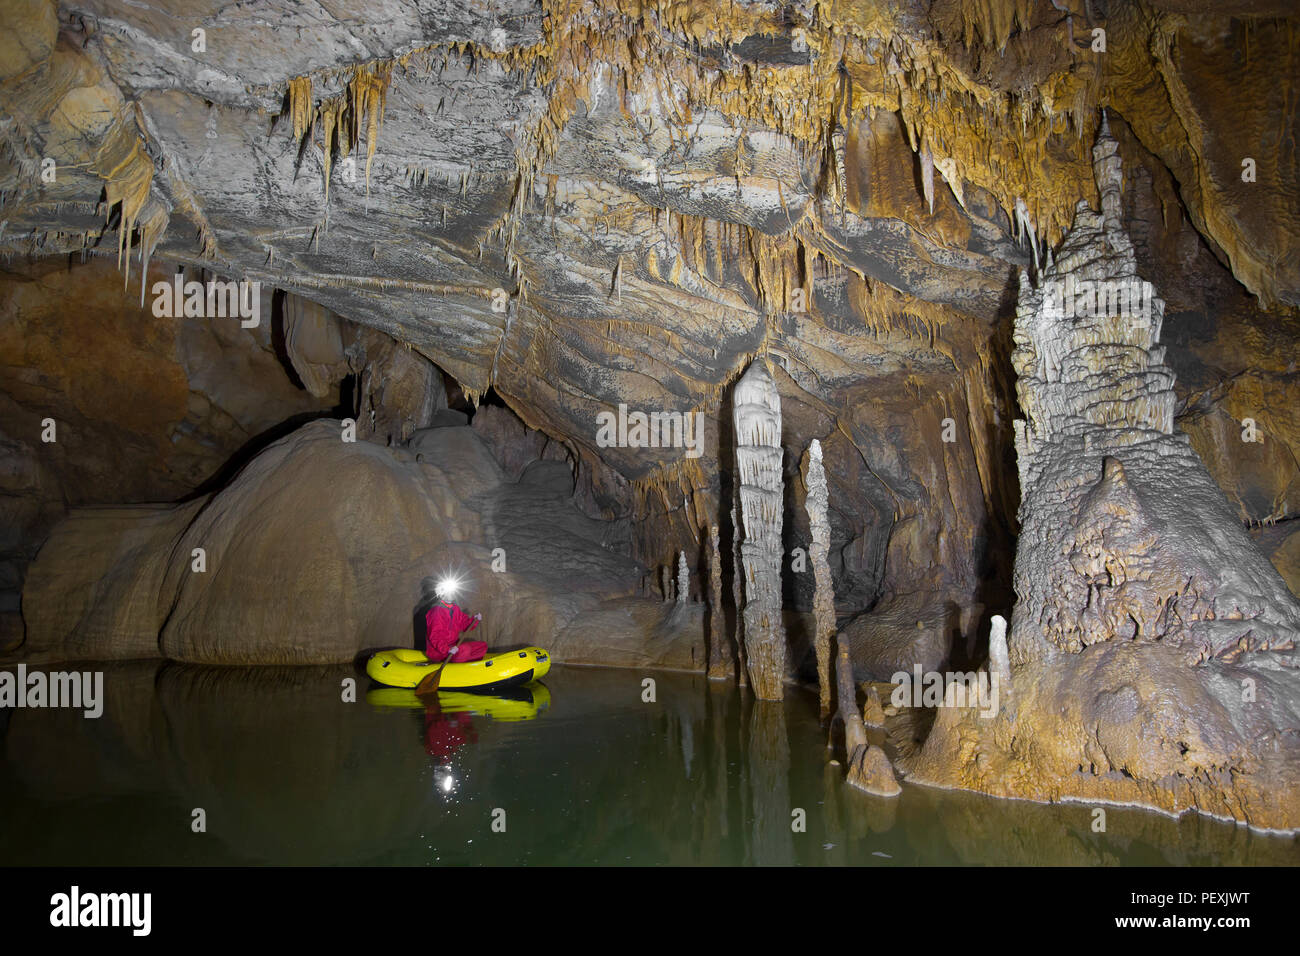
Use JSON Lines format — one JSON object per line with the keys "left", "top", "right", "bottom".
{"left": 676, "top": 550, "right": 689, "bottom": 605}
{"left": 836, "top": 635, "right": 900, "bottom": 797}
{"left": 1010, "top": 121, "right": 1300, "bottom": 666}
{"left": 733, "top": 361, "right": 786, "bottom": 700}
{"left": 861, "top": 686, "right": 887, "bottom": 729}
{"left": 803, "top": 439, "right": 836, "bottom": 715}
{"left": 705, "top": 524, "right": 731, "bottom": 680}
{"left": 987, "top": 614, "right": 1011, "bottom": 705}
{"left": 907, "top": 120, "right": 1300, "bottom": 831}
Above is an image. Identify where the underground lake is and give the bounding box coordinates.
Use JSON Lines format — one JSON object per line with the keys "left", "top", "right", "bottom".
{"left": 1, "top": 663, "right": 1295, "bottom": 867}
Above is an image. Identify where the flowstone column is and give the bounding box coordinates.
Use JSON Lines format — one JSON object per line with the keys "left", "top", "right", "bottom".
{"left": 733, "top": 360, "right": 786, "bottom": 700}
{"left": 803, "top": 439, "right": 835, "bottom": 716}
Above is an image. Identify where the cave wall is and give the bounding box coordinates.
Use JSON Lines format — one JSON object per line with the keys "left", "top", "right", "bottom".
{"left": 0, "top": 256, "right": 337, "bottom": 647}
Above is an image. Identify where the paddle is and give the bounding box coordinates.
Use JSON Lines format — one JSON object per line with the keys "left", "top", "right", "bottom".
{"left": 415, "top": 646, "right": 457, "bottom": 696}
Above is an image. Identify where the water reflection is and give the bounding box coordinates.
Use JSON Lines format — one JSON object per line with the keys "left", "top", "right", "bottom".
{"left": 365, "top": 684, "right": 552, "bottom": 722}
{"left": 0, "top": 663, "right": 1295, "bottom": 865}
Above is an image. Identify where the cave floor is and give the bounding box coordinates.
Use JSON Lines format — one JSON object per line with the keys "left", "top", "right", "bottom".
{"left": 0, "top": 665, "right": 1295, "bottom": 866}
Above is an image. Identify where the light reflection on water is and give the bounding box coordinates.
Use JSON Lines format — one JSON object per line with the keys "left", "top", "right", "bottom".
{"left": 0, "top": 662, "right": 1296, "bottom": 865}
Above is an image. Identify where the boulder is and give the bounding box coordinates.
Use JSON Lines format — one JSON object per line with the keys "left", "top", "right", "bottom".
{"left": 20, "top": 418, "right": 702, "bottom": 667}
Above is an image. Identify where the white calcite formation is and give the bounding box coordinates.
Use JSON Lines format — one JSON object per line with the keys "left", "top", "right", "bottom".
{"left": 987, "top": 614, "right": 1011, "bottom": 702}
{"left": 733, "top": 360, "right": 787, "bottom": 700}
{"left": 803, "top": 438, "right": 836, "bottom": 715}
{"left": 907, "top": 119, "right": 1300, "bottom": 830}
{"left": 1010, "top": 118, "right": 1300, "bottom": 667}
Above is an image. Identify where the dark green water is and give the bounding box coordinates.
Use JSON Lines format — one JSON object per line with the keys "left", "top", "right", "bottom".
{"left": 1, "top": 662, "right": 1296, "bottom": 865}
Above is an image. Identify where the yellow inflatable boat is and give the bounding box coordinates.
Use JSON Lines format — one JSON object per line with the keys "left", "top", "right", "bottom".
{"left": 366, "top": 683, "right": 551, "bottom": 721}
{"left": 365, "top": 646, "right": 550, "bottom": 693}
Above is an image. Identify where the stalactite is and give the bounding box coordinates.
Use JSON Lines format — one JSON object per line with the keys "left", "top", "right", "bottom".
{"left": 733, "top": 360, "right": 786, "bottom": 700}
{"left": 349, "top": 61, "right": 393, "bottom": 195}
{"left": 94, "top": 120, "right": 154, "bottom": 292}
{"left": 803, "top": 438, "right": 835, "bottom": 717}
{"left": 288, "top": 76, "right": 313, "bottom": 142}
{"left": 919, "top": 141, "right": 935, "bottom": 215}
{"left": 135, "top": 199, "right": 170, "bottom": 306}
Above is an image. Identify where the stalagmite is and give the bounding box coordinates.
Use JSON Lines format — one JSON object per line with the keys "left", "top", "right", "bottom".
{"left": 803, "top": 439, "right": 835, "bottom": 716}
{"left": 676, "top": 550, "right": 688, "bottom": 605}
{"left": 907, "top": 117, "right": 1300, "bottom": 831}
{"left": 706, "top": 524, "right": 732, "bottom": 680}
{"left": 987, "top": 613, "right": 1011, "bottom": 699}
{"left": 733, "top": 360, "right": 786, "bottom": 700}
{"left": 1007, "top": 119, "right": 1300, "bottom": 668}
{"left": 836, "top": 635, "right": 899, "bottom": 797}
{"left": 660, "top": 564, "right": 672, "bottom": 603}
{"left": 862, "top": 686, "right": 886, "bottom": 728}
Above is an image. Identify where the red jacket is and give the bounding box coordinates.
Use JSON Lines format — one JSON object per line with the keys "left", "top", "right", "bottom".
{"left": 425, "top": 601, "right": 479, "bottom": 659}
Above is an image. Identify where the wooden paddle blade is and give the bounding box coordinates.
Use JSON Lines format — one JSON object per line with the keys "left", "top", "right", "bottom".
{"left": 415, "top": 663, "right": 446, "bottom": 696}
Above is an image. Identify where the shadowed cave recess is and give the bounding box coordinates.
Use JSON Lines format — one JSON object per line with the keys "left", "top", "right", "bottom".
{"left": 2, "top": 0, "right": 1300, "bottom": 846}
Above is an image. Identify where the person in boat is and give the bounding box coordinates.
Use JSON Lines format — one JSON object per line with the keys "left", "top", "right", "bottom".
{"left": 425, "top": 577, "right": 486, "bottom": 663}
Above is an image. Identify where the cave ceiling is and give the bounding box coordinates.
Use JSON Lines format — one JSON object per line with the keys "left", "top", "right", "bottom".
{"left": 2, "top": 0, "right": 1297, "bottom": 493}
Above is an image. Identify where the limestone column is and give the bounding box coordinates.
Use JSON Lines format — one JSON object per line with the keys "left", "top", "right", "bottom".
{"left": 733, "top": 360, "right": 786, "bottom": 700}
{"left": 803, "top": 438, "right": 835, "bottom": 716}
